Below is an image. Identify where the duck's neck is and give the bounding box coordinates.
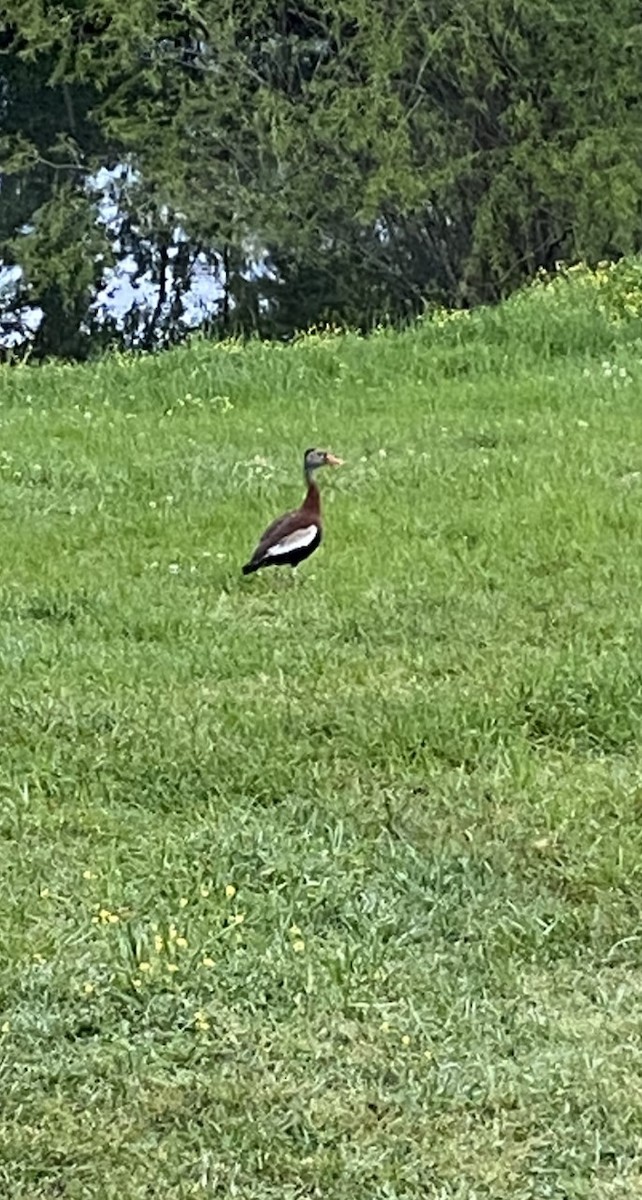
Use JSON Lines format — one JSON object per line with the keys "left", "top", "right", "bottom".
{"left": 303, "top": 469, "right": 321, "bottom": 516}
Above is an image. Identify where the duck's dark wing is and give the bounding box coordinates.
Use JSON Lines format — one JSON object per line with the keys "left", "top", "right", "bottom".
{"left": 242, "top": 508, "right": 320, "bottom": 574}
{"left": 255, "top": 507, "right": 299, "bottom": 550}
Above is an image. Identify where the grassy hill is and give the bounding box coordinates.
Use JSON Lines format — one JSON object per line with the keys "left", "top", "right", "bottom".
{"left": 2, "top": 263, "right": 642, "bottom": 1197}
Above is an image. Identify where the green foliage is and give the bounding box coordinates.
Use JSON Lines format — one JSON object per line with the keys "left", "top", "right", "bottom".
{"left": 2, "top": 281, "right": 642, "bottom": 1193}
{"left": 3, "top": 0, "right": 642, "bottom": 353}
{"left": 0, "top": 28, "right": 116, "bottom": 356}
{"left": 13, "top": 183, "right": 113, "bottom": 359}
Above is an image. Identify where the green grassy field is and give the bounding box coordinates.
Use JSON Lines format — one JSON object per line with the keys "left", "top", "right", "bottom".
{"left": 2, "top": 269, "right": 642, "bottom": 1197}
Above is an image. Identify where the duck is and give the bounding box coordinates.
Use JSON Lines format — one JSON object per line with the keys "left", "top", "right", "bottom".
{"left": 242, "top": 447, "right": 343, "bottom": 576}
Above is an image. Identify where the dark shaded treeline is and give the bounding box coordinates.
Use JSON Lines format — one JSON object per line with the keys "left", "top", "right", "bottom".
{"left": 2, "top": 0, "right": 641, "bottom": 359}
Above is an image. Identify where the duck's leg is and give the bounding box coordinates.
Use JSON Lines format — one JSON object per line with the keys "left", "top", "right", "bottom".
{"left": 268, "top": 571, "right": 289, "bottom": 590}
{"left": 292, "top": 565, "right": 309, "bottom": 588}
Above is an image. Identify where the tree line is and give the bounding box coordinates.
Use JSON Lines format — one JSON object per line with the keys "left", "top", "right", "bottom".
{"left": 2, "top": 0, "right": 642, "bottom": 359}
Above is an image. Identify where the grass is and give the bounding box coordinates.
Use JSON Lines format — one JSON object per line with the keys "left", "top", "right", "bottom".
{"left": 2, "top": 276, "right": 642, "bottom": 1196}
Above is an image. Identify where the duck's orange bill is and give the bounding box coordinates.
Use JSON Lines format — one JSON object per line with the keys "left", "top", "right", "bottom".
{"left": 325, "top": 453, "right": 344, "bottom": 466}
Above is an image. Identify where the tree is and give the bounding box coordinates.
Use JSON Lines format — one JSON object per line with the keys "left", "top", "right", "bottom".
{"left": 2, "top": 0, "right": 642, "bottom": 356}
{"left": 0, "top": 17, "right": 117, "bottom": 357}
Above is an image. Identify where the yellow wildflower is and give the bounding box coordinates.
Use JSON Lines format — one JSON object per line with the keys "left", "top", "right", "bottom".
{"left": 201, "top": 956, "right": 215, "bottom": 969}
{"left": 1, "top": 1021, "right": 10, "bottom": 1034}
{"left": 167, "top": 963, "right": 179, "bottom": 974}
{"left": 40, "top": 887, "right": 50, "bottom": 899}
{"left": 225, "top": 884, "right": 236, "bottom": 899}
{"left": 200, "top": 885, "right": 211, "bottom": 898}
{"left": 175, "top": 936, "right": 188, "bottom": 950}
{"left": 139, "top": 962, "right": 151, "bottom": 973}
{"left": 179, "top": 897, "right": 188, "bottom": 909}
{"left": 83, "top": 982, "right": 95, "bottom": 995}
{"left": 401, "top": 1034, "right": 411, "bottom": 1047}
{"left": 96, "top": 908, "right": 119, "bottom": 925}
{"left": 154, "top": 935, "right": 164, "bottom": 953}
{"left": 132, "top": 978, "right": 142, "bottom": 990}
{"left": 233, "top": 913, "right": 245, "bottom": 926}
{"left": 292, "top": 939, "right": 305, "bottom": 954}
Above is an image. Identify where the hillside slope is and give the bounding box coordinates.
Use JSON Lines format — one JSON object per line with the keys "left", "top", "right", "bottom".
{"left": 2, "top": 264, "right": 642, "bottom": 1197}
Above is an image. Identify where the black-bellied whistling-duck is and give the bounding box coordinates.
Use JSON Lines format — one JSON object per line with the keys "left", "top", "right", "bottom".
{"left": 242, "top": 447, "right": 343, "bottom": 576}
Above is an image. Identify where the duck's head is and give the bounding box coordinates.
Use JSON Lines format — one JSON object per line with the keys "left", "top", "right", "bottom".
{"left": 304, "top": 447, "right": 344, "bottom": 478}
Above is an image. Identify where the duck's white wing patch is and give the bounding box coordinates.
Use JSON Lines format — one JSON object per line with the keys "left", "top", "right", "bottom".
{"left": 264, "top": 524, "right": 318, "bottom": 558}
